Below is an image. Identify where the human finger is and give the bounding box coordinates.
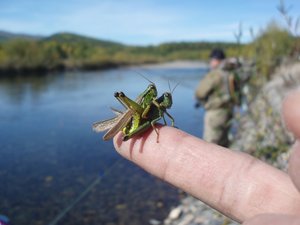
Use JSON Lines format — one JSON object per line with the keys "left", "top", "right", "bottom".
{"left": 114, "top": 126, "right": 300, "bottom": 223}
{"left": 243, "top": 214, "right": 300, "bottom": 225}
{"left": 283, "top": 90, "right": 300, "bottom": 191}
{"left": 283, "top": 90, "right": 300, "bottom": 139}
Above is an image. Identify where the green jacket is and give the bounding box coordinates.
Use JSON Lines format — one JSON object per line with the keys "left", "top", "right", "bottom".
{"left": 195, "top": 67, "right": 233, "bottom": 110}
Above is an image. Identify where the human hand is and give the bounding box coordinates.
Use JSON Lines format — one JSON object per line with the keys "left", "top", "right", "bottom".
{"left": 113, "top": 90, "right": 300, "bottom": 224}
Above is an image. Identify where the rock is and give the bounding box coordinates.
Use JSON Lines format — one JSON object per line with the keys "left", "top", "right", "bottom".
{"left": 149, "top": 219, "right": 161, "bottom": 225}
{"left": 193, "top": 216, "right": 206, "bottom": 224}
{"left": 44, "top": 176, "right": 53, "bottom": 183}
{"left": 156, "top": 200, "right": 164, "bottom": 208}
{"left": 168, "top": 207, "right": 182, "bottom": 220}
{"left": 230, "top": 62, "right": 300, "bottom": 170}
{"left": 115, "top": 203, "right": 127, "bottom": 210}
{"left": 164, "top": 218, "right": 172, "bottom": 225}
{"left": 177, "top": 214, "right": 194, "bottom": 225}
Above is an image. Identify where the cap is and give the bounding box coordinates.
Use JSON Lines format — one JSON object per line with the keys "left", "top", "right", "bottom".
{"left": 210, "top": 48, "right": 226, "bottom": 60}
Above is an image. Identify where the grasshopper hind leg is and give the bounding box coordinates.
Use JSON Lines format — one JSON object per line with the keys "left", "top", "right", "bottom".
{"left": 122, "top": 121, "right": 150, "bottom": 141}
{"left": 122, "top": 117, "right": 162, "bottom": 142}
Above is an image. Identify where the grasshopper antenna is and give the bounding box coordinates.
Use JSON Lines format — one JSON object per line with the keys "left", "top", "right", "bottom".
{"left": 171, "top": 82, "right": 180, "bottom": 94}
{"left": 168, "top": 80, "right": 172, "bottom": 93}
{"left": 131, "top": 69, "right": 154, "bottom": 84}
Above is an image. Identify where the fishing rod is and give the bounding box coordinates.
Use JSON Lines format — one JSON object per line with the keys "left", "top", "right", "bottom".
{"left": 47, "top": 158, "right": 122, "bottom": 225}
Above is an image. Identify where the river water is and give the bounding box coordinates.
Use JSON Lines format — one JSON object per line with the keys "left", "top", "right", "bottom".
{"left": 0, "top": 62, "right": 207, "bottom": 225}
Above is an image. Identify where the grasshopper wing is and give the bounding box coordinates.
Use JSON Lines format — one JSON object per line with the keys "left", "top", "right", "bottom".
{"left": 93, "top": 116, "right": 121, "bottom": 133}
{"left": 102, "top": 109, "right": 134, "bottom": 140}
{"left": 93, "top": 107, "right": 124, "bottom": 132}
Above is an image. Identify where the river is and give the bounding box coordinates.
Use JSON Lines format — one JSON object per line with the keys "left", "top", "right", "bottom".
{"left": 0, "top": 62, "right": 207, "bottom": 225}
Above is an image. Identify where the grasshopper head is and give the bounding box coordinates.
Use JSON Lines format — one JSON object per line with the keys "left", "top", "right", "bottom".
{"left": 141, "top": 84, "right": 158, "bottom": 109}
{"left": 147, "top": 84, "right": 158, "bottom": 98}
{"left": 162, "top": 92, "right": 172, "bottom": 109}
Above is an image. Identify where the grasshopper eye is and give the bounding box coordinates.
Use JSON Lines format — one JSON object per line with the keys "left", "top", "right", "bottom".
{"left": 165, "top": 93, "right": 170, "bottom": 97}
{"left": 149, "top": 84, "right": 155, "bottom": 89}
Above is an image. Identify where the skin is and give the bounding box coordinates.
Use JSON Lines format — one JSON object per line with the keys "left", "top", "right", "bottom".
{"left": 113, "top": 90, "right": 300, "bottom": 224}
{"left": 210, "top": 58, "right": 222, "bottom": 69}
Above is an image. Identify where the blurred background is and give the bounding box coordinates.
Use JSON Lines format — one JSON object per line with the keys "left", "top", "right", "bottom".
{"left": 0, "top": 0, "right": 300, "bottom": 225}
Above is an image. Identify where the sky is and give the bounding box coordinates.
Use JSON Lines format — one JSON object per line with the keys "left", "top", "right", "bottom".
{"left": 0, "top": 0, "right": 300, "bottom": 45}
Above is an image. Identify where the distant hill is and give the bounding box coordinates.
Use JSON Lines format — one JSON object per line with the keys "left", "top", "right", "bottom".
{"left": 0, "top": 30, "right": 124, "bottom": 49}
{"left": 44, "top": 32, "right": 124, "bottom": 48}
{"left": 0, "top": 30, "right": 43, "bottom": 42}
{"left": 0, "top": 30, "right": 238, "bottom": 50}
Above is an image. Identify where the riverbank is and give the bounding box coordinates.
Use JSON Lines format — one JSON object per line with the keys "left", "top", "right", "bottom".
{"left": 0, "top": 32, "right": 240, "bottom": 77}
{"left": 0, "top": 60, "right": 207, "bottom": 77}
{"left": 161, "top": 61, "right": 300, "bottom": 225}
{"left": 0, "top": 61, "right": 125, "bottom": 76}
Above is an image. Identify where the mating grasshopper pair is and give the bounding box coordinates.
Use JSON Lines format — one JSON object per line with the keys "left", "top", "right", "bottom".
{"left": 93, "top": 83, "right": 175, "bottom": 142}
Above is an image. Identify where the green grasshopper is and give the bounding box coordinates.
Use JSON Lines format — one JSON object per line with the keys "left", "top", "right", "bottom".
{"left": 114, "top": 90, "right": 174, "bottom": 142}
{"left": 93, "top": 83, "right": 158, "bottom": 140}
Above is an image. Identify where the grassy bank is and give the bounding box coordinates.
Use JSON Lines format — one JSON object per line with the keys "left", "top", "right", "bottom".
{"left": 0, "top": 32, "right": 240, "bottom": 75}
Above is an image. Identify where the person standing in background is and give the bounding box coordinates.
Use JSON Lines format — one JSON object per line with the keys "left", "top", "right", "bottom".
{"left": 195, "top": 49, "right": 235, "bottom": 147}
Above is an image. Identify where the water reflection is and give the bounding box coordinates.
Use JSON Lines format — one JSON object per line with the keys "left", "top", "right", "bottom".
{"left": 0, "top": 64, "right": 207, "bottom": 225}
{"left": 0, "top": 74, "right": 55, "bottom": 104}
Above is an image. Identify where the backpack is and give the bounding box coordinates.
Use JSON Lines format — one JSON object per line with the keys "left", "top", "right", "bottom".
{"left": 223, "top": 58, "right": 243, "bottom": 105}
{"left": 228, "top": 71, "right": 242, "bottom": 105}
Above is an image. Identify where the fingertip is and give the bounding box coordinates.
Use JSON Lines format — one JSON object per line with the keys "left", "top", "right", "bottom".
{"left": 283, "top": 90, "right": 300, "bottom": 192}
{"left": 288, "top": 141, "right": 300, "bottom": 191}
{"left": 283, "top": 90, "right": 300, "bottom": 139}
